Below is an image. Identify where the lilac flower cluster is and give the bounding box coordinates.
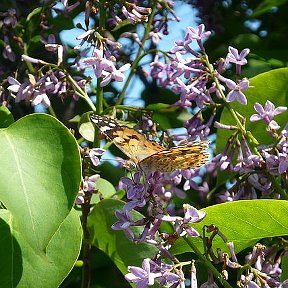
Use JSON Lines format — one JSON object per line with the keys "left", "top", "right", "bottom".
{"left": 104, "top": 1, "right": 179, "bottom": 39}
{"left": 114, "top": 171, "right": 206, "bottom": 242}
{"left": 76, "top": 148, "right": 105, "bottom": 205}
{"left": 6, "top": 68, "right": 85, "bottom": 108}
{"left": 3, "top": 38, "right": 88, "bottom": 108}
{"left": 209, "top": 103, "right": 287, "bottom": 201}
{"left": 151, "top": 25, "right": 250, "bottom": 109}
{"left": 150, "top": 24, "right": 288, "bottom": 201}
{"left": 125, "top": 258, "right": 185, "bottom": 288}
{"left": 0, "top": 9, "right": 17, "bottom": 63}
{"left": 81, "top": 48, "right": 131, "bottom": 87}
{"left": 222, "top": 242, "right": 286, "bottom": 287}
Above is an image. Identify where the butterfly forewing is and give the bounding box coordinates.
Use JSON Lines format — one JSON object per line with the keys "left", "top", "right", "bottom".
{"left": 90, "top": 114, "right": 165, "bottom": 163}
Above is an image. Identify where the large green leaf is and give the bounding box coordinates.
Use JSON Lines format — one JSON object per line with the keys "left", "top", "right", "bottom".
{"left": 0, "top": 113, "right": 82, "bottom": 288}
{"left": 215, "top": 68, "right": 288, "bottom": 185}
{"left": 88, "top": 199, "right": 158, "bottom": 274}
{"left": 217, "top": 67, "right": 288, "bottom": 153}
{"left": 170, "top": 199, "right": 288, "bottom": 255}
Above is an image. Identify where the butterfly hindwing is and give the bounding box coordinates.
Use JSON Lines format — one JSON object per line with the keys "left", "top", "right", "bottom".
{"left": 139, "top": 141, "right": 210, "bottom": 173}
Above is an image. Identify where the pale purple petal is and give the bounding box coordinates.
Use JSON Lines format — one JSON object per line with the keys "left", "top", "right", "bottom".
{"left": 274, "top": 106, "right": 287, "bottom": 116}
{"left": 237, "top": 91, "right": 248, "bottom": 105}
{"left": 254, "top": 103, "right": 264, "bottom": 114}
{"left": 250, "top": 114, "right": 262, "bottom": 122}
{"left": 226, "top": 90, "right": 237, "bottom": 102}
{"left": 268, "top": 120, "right": 280, "bottom": 130}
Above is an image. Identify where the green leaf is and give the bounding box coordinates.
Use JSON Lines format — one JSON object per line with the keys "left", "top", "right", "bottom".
{"left": 281, "top": 254, "right": 288, "bottom": 281}
{"left": 0, "top": 105, "right": 14, "bottom": 128}
{"left": 69, "top": 114, "right": 81, "bottom": 123}
{"left": 170, "top": 200, "right": 288, "bottom": 256}
{"left": 26, "top": 7, "right": 42, "bottom": 22}
{"left": 88, "top": 199, "right": 158, "bottom": 274}
{"left": 91, "top": 178, "right": 117, "bottom": 204}
{"left": 146, "top": 103, "right": 171, "bottom": 110}
{"left": 96, "top": 178, "right": 117, "bottom": 198}
{"left": 250, "top": 0, "right": 288, "bottom": 17}
{"left": 52, "top": 15, "right": 75, "bottom": 30}
{"left": 79, "top": 111, "right": 94, "bottom": 142}
{"left": 217, "top": 68, "right": 288, "bottom": 153}
{"left": 0, "top": 113, "right": 82, "bottom": 287}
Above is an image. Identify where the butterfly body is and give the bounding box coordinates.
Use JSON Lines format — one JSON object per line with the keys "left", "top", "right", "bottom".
{"left": 90, "top": 114, "right": 209, "bottom": 174}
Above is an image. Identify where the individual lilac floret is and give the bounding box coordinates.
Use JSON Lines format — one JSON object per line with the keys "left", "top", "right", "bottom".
{"left": 83, "top": 174, "right": 100, "bottom": 193}
{"left": 76, "top": 174, "right": 100, "bottom": 205}
{"left": 250, "top": 100, "right": 287, "bottom": 130}
{"left": 261, "top": 150, "right": 288, "bottom": 175}
{"left": 100, "top": 62, "right": 131, "bottom": 87}
{"left": 225, "top": 78, "right": 249, "bottom": 105}
{"left": 225, "top": 46, "right": 250, "bottom": 75}
{"left": 125, "top": 258, "right": 162, "bottom": 287}
{"left": 158, "top": 204, "right": 206, "bottom": 237}
{"left": 120, "top": 172, "right": 145, "bottom": 201}
{"left": 125, "top": 258, "right": 185, "bottom": 288}
{"left": 0, "top": 8, "right": 17, "bottom": 28}
{"left": 82, "top": 49, "right": 131, "bottom": 87}
{"left": 186, "top": 24, "right": 211, "bottom": 51}
{"left": 111, "top": 209, "right": 137, "bottom": 241}
{"left": 178, "top": 204, "right": 207, "bottom": 237}
{"left": 183, "top": 204, "right": 207, "bottom": 224}
{"left": 88, "top": 148, "right": 105, "bottom": 166}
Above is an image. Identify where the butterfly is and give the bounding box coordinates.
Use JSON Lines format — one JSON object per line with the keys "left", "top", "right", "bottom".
{"left": 90, "top": 114, "right": 209, "bottom": 175}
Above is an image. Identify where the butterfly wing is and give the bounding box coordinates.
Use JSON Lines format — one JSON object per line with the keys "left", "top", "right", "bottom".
{"left": 90, "top": 114, "right": 165, "bottom": 163}
{"left": 139, "top": 141, "right": 210, "bottom": 173}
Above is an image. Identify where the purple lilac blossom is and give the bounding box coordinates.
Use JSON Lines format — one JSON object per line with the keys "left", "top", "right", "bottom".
{"left": 76, "top": 174, "right": 100, "bottom": 205}
{"left": 88, "top": 148, "right": 105, "bottom": 166}
{"left": 7, "top": 60, "right": 85, "bottom": 106}
{"left": 82, "top": 49, "right": 131, "bottom": 87}
{"left": 125, "top": 258, "right": 185, "bottom": 288}
{"left": 186, "top": 24, "right": 211, "bottom": 51}
{"left": 0, "top": 9, "right": 17, "bottom": 28}
{"left": 225, "top": 46, "right": 250, "bottom": 75}
{"left": 225, "top": 78, "right": 249, "bottom": 105}
{"left": 250, "top": 100, "right": 287, "bottom": 131}
{"left": 7, "top": 75, "right": 51, "bottom": 108}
